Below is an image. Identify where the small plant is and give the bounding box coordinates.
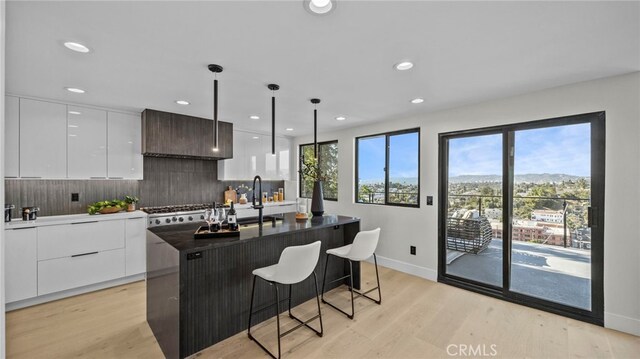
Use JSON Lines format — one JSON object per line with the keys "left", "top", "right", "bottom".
{"left": 88, "top": 199, "right": 127, "bottom": 215}
{"left": 235, "top": 184, "right": 250, "bottom": 194}
{"left": 124, "top": 195, "right": 139, "bottom": 204}
{"left": 299, "top": 155, "right": 324, "bottom": 182}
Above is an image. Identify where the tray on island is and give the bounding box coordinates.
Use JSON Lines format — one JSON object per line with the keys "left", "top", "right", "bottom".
{"left": 194, "top": 226, "right": 240, "bottom": 240}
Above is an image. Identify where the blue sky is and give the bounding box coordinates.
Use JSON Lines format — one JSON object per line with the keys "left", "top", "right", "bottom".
{"left": 358, "top": 132, "right": 419, "bottom": 181}
{"left": 448, "top": 123, "right": 591, "bottom": 177}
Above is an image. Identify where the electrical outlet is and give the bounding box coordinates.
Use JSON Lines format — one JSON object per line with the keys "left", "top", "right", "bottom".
{"left": 71, "top": 193, "right": 79, "bottom": 202}
{"left": 410, "top": 246, "right": 416, "bottom": 255}
{"left": 426, "top": 196, "right": 433, "bottom": 206}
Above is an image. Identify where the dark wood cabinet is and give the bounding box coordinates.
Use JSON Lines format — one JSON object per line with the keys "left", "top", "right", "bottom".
{"left": 142, "top": 109, "right": 233, "bottom": 160}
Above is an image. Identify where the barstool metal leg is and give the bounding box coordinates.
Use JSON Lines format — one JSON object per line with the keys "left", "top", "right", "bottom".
{"left": 321, "top": 254, "right": 330, "bottom": 303}
{"left": 275, "top": 283, "right": 281, "bottom": 359}
{"left": 247, "top": 275, "right": 257, "bottom": 338}
{"left": 285, "top": 272, "right": 323, "bottom": 337}
{"left": 348, "top": 259, "right": 355, "bottom": 318}
{"left": 373, "top": 253, "right": 382, "bottom": 304}
{"left": 319, "top": 253, "right": 382, "bottom": 319}
{"left": 312, "top": 271, "right": 324, "bottom": 336}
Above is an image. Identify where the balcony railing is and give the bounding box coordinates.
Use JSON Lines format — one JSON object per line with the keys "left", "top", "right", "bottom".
{"left": 447, "top": 194, "right": 591, "bottom": 249}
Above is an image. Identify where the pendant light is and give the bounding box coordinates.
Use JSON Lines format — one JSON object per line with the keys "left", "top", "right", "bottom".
{"left": 310, "top": 98, "right": 320, "bottom": 158}
{"left": 268, "top": 84, "right": 280, "bottom": 156}
{"left": 208, "top": 64, "right": 223, "bottom": 152}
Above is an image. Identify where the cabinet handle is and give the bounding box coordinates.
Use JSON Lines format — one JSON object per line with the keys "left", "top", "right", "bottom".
{"left": 71, "top": 251, "right": 99, "bottom": 258}
{"left": 90, "top": 177, "right": 107, "bottom": 179}
{"left": 21, "top": 176, "right": 42, "bottom": 179}
{"left": 71, "top": 221, "right": 99, "bottom": 225}
{"left": 108, "top": 177, "right": 124, "bottom": 179}
{"left": 10, "top": 226, "right": 36, "bottom": 230}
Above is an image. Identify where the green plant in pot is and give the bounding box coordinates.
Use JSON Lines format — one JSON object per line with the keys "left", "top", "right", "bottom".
{"left": 124, "top": 195, "right": 139, "bottom": 212}
{"left": 300, "top": 154, "right": 324, "bottom": 217}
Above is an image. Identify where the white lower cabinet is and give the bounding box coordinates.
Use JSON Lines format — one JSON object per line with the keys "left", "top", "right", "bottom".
{"left": 4, "top": 214, "right": 147, "bottom": 306}
{"left": 5, "top": 228, "right": 38, "bottom": 302}
{"left": 37, "top": 220, "right": 125, "bottom": 261}
{"left": 38, "top": 249, "right": 125, "bottom": 295}
{"left": 125, "top": 217, "right": 146, "bottom": 276}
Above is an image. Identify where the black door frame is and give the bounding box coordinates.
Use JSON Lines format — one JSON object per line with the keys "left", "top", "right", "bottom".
{"left": 437, "top": 112, "right": 605, "bottom": 326}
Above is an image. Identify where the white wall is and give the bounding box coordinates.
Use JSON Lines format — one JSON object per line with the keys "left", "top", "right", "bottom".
{"left": 1, "top": 0, "right": 6, "bottom": 355}
{"left": 295, "top": 72, "right": 640, "bottom": 336}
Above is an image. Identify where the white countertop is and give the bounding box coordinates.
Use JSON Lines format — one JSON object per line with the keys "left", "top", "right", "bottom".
{"left": 233, "top": 200, "right": 296, "bottom": 210}
{"left": 5, "top": 210, "right": 147, "bottom": 229}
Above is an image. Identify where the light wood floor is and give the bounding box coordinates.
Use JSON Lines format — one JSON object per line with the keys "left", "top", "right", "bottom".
{"left": 6, "top": 263, "right": 639, "bottom": 358}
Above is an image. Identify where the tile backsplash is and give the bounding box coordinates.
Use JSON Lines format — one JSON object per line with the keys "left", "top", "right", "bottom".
{"left": 5, "top": 157, "right": 286, "bottom": 217}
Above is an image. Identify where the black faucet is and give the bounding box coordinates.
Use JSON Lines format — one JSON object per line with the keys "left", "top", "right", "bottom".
{"left": 252, "top": 175, "right": 264, "bottom": 226}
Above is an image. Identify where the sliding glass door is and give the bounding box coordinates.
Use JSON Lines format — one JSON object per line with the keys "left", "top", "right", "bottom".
{"left": 438, "top": 112, "right": 604, "bottom": 324}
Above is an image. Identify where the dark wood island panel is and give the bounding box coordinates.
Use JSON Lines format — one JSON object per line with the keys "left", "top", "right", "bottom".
{"left": 146, "top": 214, "right": 361, "bottom": 358}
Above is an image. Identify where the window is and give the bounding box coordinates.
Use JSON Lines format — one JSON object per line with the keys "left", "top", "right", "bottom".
{"left": 299, "top": 140, "right": 338, "bottom": 201}
{"left": 356, "top": 128, "right": 420, "bottom": 207}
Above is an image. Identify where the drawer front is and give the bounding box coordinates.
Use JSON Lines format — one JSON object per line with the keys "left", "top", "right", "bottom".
{"left": 125, "top": 217, "right": 146, "bottom": 276}
{"left": 38, "top": 220, "right": 125, "bottom": 260}
{"left": 264, "top": 204, "right": 296, "bottom": 216}
{"left": 38, "top": 248, "right": 125, "bottom": 295}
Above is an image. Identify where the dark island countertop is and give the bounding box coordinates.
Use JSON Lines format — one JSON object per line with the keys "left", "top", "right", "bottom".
{"left": 148, "top": 213, "right": 360, "bottom": 252}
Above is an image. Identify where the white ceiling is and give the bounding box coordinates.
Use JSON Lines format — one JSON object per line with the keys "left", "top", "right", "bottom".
{"left": 6, "top": 1, "right": 640, "bottom": 136}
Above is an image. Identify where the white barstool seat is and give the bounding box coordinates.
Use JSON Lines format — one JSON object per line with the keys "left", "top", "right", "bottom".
{"left": 247, "top": 241, "right": 323, "bottom": 359}
{"left": 321, "top": 228, "right": 382, "bottom": 319}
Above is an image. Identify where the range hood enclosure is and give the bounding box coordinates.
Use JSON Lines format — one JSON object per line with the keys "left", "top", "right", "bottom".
{"left": 142, "top": 109, "right": 233, "bottom": 160}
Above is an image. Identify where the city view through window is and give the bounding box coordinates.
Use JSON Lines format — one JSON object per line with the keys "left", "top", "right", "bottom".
{"left": 445, "top": 123, "right": 593, "bottom": 310}
{"left": 356, "top": 130, "right": 419, "bottom": 206}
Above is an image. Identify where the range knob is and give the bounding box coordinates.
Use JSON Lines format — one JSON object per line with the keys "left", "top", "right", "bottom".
{"left": 155, "top": 219, "right": 161, "bottom": 225}
{"left": 188, "top": 216, "right": 194, "bottom": 221}
{"left": 200, "top": 215, "right": 205, "bottom": 220}
{"left": 172, "top": 217, "right": 178, "bottom": 222}
{"left": 165, "top": 218, "right": 171, "bottom": 224}
{"left": 178, "top": 217, "right": 184, "bottom": 222}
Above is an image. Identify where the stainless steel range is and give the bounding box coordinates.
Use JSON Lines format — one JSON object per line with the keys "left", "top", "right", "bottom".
{"left": 142, "top": 204, "right": 227, "bottom": 227}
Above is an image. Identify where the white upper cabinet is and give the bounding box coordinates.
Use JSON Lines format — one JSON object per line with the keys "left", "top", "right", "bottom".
{"left": 107, "top": 112, "right": 143, "bottom": 179}
{"left": 67, "top": 106, "right": 108, "bottom": 178}
{"left": 5, "top": 96, "right": 20, "bottom": 177}
{"left": 218, "top": 130, "right": 293, "bottom": 180}
{"left": 19, "top": 98, "right": 67, "bottom": 178}
{"left": 4, "top": 96, "right": 143, "bottom": 179}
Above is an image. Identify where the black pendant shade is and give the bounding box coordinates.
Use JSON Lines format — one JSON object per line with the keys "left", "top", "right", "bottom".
{"left": 311, "top": 98, "right": 320, "bottom": 158}
{"left": 268, "top": 84, "right": 280, "bottom": 155}
{"left": 208, "top": 64, "right": 223, "bottom": 152}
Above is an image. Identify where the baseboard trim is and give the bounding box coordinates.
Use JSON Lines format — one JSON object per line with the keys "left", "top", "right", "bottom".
{"left": 605, "top": 311, "right": 640, "bottom": 336}
{"left": 5, "top": 273, "right": 146, "bottom": 311}
{"left": 367, "top": 255, "right": 437, "bottom": 282}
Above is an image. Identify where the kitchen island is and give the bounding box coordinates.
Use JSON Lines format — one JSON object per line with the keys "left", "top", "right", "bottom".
{"left": 146, "top": 213, "right": 361, "bottom": 359}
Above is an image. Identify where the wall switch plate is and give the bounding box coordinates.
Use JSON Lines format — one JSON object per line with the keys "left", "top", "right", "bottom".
{"left": 426, "top": 196, "right": 433, "bottom": 206}
{"left": 187, "top": 252, "right": 203, "bottom": 260}
{"left": 71, "top": 193, "right": 79, "bottom": 202}
{"left": 410, "top": 246, "right": 416, "bottom": 255}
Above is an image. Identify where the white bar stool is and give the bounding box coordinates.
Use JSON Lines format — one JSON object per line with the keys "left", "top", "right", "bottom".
{"left": 321, "top": 228, "right": 382, "bottom": 319}
{"left": 247, "top": 241, "right": 323, "bottom": 359}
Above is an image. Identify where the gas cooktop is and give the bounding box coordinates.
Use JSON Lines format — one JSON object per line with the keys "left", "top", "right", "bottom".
{"left": 142, "top": 204, "right": 230, "bottom": 227}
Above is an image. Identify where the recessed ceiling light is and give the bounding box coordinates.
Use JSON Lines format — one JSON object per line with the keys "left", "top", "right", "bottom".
{"left": 335, "top": 116, "right": 346, "bottom": 121}
{"left": 68, "top": 111, "right": 82, "bottom": 115}
{"left": 63, "top": 41, "right": 90, "bottom": 53}
{"left": 285, "top": 128, "right": 294, "bottom": 131}
{"left": 410, "top": 98, "right": 424, "bottom": 104}
{"left": 65, "top": 87, "right": 85, "bottom": 94}
{"left": 395, "top": 61, "right": 414, "bottom": 71}
{"left": 249, "top": 115, "right": 260, "bottom": 120}
{"left": 175, "top": 100, "right": 190, "bottom": 105}
{"left": 305, "top": 0, "right": 335, "bottom": 15}
{"left": 252, "top": 136, "right": 260, "bottom": 140}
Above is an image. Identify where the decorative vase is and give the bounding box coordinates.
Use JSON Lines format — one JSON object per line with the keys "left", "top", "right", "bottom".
{"left": 239, "top": 193, "right": 248, "bottom": 204}
{"left": 311, "top": 180, "right": 324, "bottom": 217}
{"left": 127, "top": 203, "right": 136, "bottom": 212}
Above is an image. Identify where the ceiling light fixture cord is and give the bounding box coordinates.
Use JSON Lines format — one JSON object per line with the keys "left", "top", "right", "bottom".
{"left": 268, "top": 84, "right": 280, "bottom": 156}
{"left": 311, "top": 98, "right": 321, "bottom": 159}
{"left": 208, "top": 64, "right": 223, "bottom": 152}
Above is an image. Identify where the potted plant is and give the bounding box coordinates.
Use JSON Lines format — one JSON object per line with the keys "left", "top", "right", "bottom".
{"left": 300, "top": 155, "right": 324, "bottom": 217}
{"left": 124, "top": 195, "right": 139, "bottom": 212}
